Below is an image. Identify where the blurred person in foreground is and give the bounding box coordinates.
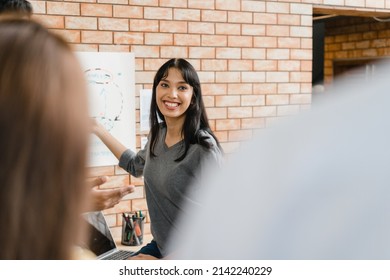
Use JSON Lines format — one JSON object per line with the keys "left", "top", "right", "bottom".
{"left": 0, "top": 1, "right": 135, "bottom": 212}
{"left": 171, "top": 61, "right": 390, "bottom": 259}
{"left": 0, "top": 17, "right": 92, "bottom": 259}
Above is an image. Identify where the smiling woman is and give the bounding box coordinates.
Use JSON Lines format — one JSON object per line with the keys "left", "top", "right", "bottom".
{"left": 92, "top": 58, "right": 224, "bottom": 259}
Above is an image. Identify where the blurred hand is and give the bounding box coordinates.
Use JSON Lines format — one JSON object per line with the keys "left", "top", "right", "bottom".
{"left": 87, "top": 176, "right": 135, "bottom": 211}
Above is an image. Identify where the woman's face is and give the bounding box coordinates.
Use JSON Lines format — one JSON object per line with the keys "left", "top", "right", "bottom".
{"left": 156, "top": 67, "right": 194, "bottom": 124}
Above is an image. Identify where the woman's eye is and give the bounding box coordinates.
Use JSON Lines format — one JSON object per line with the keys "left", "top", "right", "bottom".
{"left": 160, "top": 83, "right": 168, "bottom": 88}
{"left": 178, "top": 86, "right": 188, "bottom": 91}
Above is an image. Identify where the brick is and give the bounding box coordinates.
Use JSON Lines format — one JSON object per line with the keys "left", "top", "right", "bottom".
{"left": 254, "top": 83, "right": 277, "bottom": 94}
{"left": 322, "top": 0, "right": 344, "bottom": 5}
{"left": 131, "top": 46, "right": 159, "bottom": 58}
{"left": 278, "top": 14, "right": 300, "bottom": 26}
{"left": 266, "top": 72, "right": 289, "bottom": 83}
{"left": 290, "top": 26, "right": 312, "bottom": 38}
{"left": 131, "top": 198, "right": 148, "bottom": 211}
{"left": 216, "top": 119, "right": 241, "bottom": 131}
{"left": 290, "top": 72, "right": 312, "bottom": 83}
{"left": 241, "top": 118, "right": 266, "bottom": 129}
{"left": 81, "top": 4, "right": 111, "bottom": 17}
{"left": 242, "top": 0, "right": 265, "bottom": 12}
{"left": 242, "top": 72, "right": 265, "bottom": 83}
{"left": 160, "top": 20, "right": 187, "bottom": 33}
{"left": 198, "top": 72, "right": 215, "bottom": 83}
{"left": 266, "top": 25, "right": 289, "bottom": 37}
{"left": 189, "top": 0, "right": 215, "bottom": 9}
{"left": 202, "top": 35, "right": 227, "bottom": 47}
{"left": 267, "top": 49, "right": 290, "bottom": 60}
{"left": 135, "top": 71, "right": 155, "bottom": 84}
{"left": 290, "top": 3, "right": 312, "bottom": 15}
{"left": 174, "top": 8, "right": 200, "bottom": 21}
{"left": 71, "top": 43, "right": 98, "bottom": 51}
{"left": 130, "top": 0, "right": 158, "bottom": 6}
{"left": 228, "top": 107, "right": 252, "bottom": 118}
{"left": 99, "top": 18, "right": 129, "bottom": 31}
{"left": 144, "top": 7, "right": 172, "bottom": 20}
{"left": 202, "top": 83, "right": 227, "bottom": 96}
{"left": 202, "top": 60, "right": 228, "bottom": 71}
{"left": 254, "top": 60, "right": 277, "bottom": 71}
{"left": 301, "top": 61, "right": 312, "bottom": 71}
{"left": 40, "top": 15, "right": 64, "bottom": 29}
{"left": 189, "top": 47, "right": 215, "bottom": 58}
{"left": 82, "top": 31, "right": 112, "bottom": 44}
{"left": 253, "top": 106, "right": 277, "bottom": 117}
{"left": 114, "top": 5, "right": 143, "bottom": 18}
{"left": 189, "top": 22, "right": 214, "bottom": 34}
{"left": 203, "top": 95, "right": 215, "bottom": 107}
{"left": 202, "top": 10, "right": 227, "bottom": 22}
{"left": 114, "top": 32, "right": 144, "bottom": 45}
{"left": 228, "top": 36, "right": 253, "bottom": 47}
{"left": 228, "top": 83, "right": 253, "bottom": 95}
{"left": 214, "top": 131, "right": 228, "bottom": 142}
{"left": 228, "top": 11, "right": 253, "bottom": 24}
{"left": 266, "top": 95, "right": 289, "bottom": 105}
{"left": 53, "top": 29, "right": 80, "bottom": 43}
{"left": 290, "top": 93, "right": 312, "bottom": 104}
{"left": 174, "top": 34, "right": 201, "bottom": 46}
{"left": 65, "top": 16, "right": 95, "bottom": 30}
{"left": 131, "top": 19, "right": 159, "bottom": 32}
{"left": 207, "top": 107, "right": 227, "bottom": 119}
{"left": 278, "top": 37, "right": 301, "bottom": 48}
{"left": 228, "top": 60, "right": 253, "bottom": 71}
{"left": 366, "top": 0, "right": 385, "bottom": 8}
{"left": 30, "top": 1, "right": 46, "bottom": 14}
{"left": 115, "top": 166, "right": 129, "bottom": 175}
{"left": 278, "top": 60, "right": 300, "bottom": 71}
{"left": 254, "top": 36, "right": 277, "bottom": 48}
{"left": 161, "top": 46, "right": 188, "bottom": 58}
{"left": 254, "top": 12, "right": 277, "bottom": 25}
{"left": 130, "top": 175, "right": 144, "bottom": 186}
{"left": 216, "top": 23, "right": 241, "bottom": 35}
{"left": 278, "top": 83, "right": 301, "bottom": 94}
{"left": 160, "top": 0, "right": 187, "bottom": 8}
{"left": 216, "top": 72, "right": 240, "bottom": 83}
{"left": 216, "top": 0, "right": 240, "bottom": 10}
{"left": 301, "top": 15, "right": 312, "bottom": 26}
{"left": 99, "top": 0, "right": 128, "bottom": 4}
{"left": 215, "top": 96, "right": 241, "bottom": 107}
{"left": 47, "top": 2, "right": 80, "bottom": 15}
{"left": 100, "top": 44, "right": 130, "bottom": 52}
{"left": 145, "top": 33, "right": 173, "bottom": 45}
{"left": 242, "top": 24, "right": 266, "bottom": 36}
{"left": 216, "top": 48, "right": 241, "bottom": 59}
{"left": 303, "top": 38, "right": 315, "bottom": 50}
{"left": 241, "top": 95, "right": 265, "bottom": 106}
{"left": 242, "top": 48, "right": 266, "bottom": 59}
{"left": 186, "top": 59, "right": 201, "bottom": 70}
{"left": 266, "top": 2, "right": 289, "bottom": 14}
{"left": 88, "top": 166, "right": 115, "bottom": 177}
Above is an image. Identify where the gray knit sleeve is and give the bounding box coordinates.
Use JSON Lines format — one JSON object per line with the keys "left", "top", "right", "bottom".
{"left": 118, "top": 148, "right": 146, "bottom": 177}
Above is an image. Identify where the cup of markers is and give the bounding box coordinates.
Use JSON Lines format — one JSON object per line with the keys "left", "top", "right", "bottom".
{"left": 121, "top": 211, "right": 145, "bottom": 246}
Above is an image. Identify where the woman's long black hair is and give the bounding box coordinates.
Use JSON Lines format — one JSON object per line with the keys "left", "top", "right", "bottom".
{"left": 149, "top": 58, "right": 222, "bottom": 161}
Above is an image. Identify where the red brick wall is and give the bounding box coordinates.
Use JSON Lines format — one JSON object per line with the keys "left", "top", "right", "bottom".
{"left": 29, "top": 0, "right": 390, "bottom": 240}
{"left": 324, "top": 16, "right": 390, "bottom": 85}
